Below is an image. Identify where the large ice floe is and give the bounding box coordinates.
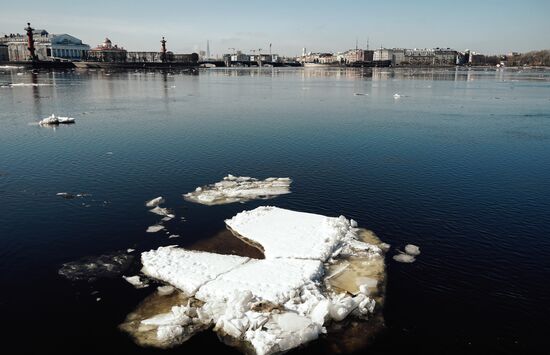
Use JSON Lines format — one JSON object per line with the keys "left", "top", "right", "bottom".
{"left": 183, "top": 175, "right": 292, "bottom": 205}
{"left": 122, "top": 206, "right": 387, "bottom": 354}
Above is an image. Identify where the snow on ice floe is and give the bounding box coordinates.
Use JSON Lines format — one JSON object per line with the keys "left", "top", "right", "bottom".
{"left": 146, "top": 225, "right": 165, "bottom": 233}
{"left": 392, "top": 253, "right": 415, "bottom": 263}
{"left": 393, "top": 244, "right": 420, "bottom": 263}
{"left": 404, "top": 244, "right": 420, "bottom": 256}
{"left": 141, "top": 247, "right": 250, "bottom": 295}
{"left": 39, "top": 114, "right": 75, "bottom": 125}
{"left": 183, "top": 175, "right": 292, "bottom": 205}
{"left": 225, "top": 206, "right": 381, "bottom": 260}
{"left": 127, "top": 207, "right": 387, "bottom": 354}
{"left": 146, "top": 197, "right": 165, "bottom": 208}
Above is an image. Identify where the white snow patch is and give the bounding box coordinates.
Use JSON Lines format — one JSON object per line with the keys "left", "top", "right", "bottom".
{"left": 393, "top": 253, "right": 415, "bottom": 263}
{"left": 195, "top": 258, "right": 323, "bottom": 304}
{"left": 123, "top": 275, "right": 149, "bottom": 289}
{"left": 157, "top": 285, "right": 175, "bottom": 296}
{"left": 39, "top": 114, "right": 75, "bottom": 125}
{"left": 183, "top": 175, "right": 291, "bottom": 205}
{"left": 141, "top": 247, "right": 249, "bottom": 295}
{"left": 149, "top": 206, "right": 175, "bottom": 219}
{"left": 225, "top": 206, "right": 377, "bottom": 261}
{"left": 404, "top": 244, "right": 420, "bottom": 256}
{"left": 7, "top": 82, "right": 52, "bottom": 87}
{"left": 145, "top": 196, "right": 165, "bottom": 208}
{"left": 146, "top": 225, "right": 165, "bottom": 233}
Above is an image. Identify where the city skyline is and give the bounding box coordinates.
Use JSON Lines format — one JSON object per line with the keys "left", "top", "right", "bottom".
{"left": 1, "top": 0, "right": 549, "bottom": 56}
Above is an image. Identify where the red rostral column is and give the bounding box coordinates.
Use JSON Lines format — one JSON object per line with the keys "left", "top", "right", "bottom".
{"left": 160, "top": 37, "right": 167, "bottom": 63}
{"left": 25, "top": 22, "right": 37, "bottom": 61}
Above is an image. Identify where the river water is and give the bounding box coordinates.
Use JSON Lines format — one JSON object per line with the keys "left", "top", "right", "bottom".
{"left": 0, "top": 66, "right": 549, "bottom": 354}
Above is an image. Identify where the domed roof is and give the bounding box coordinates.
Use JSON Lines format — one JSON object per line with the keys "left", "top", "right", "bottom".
{"left": 102, "top": 38, "right": 112, "bottom": 48}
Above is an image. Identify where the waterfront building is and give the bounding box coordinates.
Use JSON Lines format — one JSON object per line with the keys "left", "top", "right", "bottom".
{"left": 342, "top": 49, "right": 374, "bottom": 63}
{"left": 374, "top": 48, "right": 405, "bottom": 65}
{"left": 404, "top": 48, "right": 435, "bottom": 65}
{"left": 86, "top": 38, "right": 127, "bottom": 62}
{"left": 0, "top": 29, "right": 89, "bottom": 61}
{"left": 433, "top": 48, "right": 457, "bottom": 65}
{"left": 0, "top": 44, "right": 8, "bottom": 61}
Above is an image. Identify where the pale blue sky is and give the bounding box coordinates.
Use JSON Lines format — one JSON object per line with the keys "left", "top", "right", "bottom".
{"left": 1, "top": 0, "right": 548, "bottom": 56}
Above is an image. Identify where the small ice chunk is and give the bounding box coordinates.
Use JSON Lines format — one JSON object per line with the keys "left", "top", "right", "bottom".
{"left": 350, "top": 219, "right": 358, "bottom": 228}
{"left": 150, "top": 206, "right": 175, "bottom": 219}
{"left": 393, "top": 93, "right": 401, "bottom": 99}
{"left": 157, "top": 285, "right": 175, "bottom": 296}
{"left": 146, "top": 225, "right": 165, "bottom": 233}
{"left": 56, "top": 192, "right": 75, "bottom": 199}
{"left": 404, "top": 244, "right": 420, "bottom": 256}
{"left": 39, "top": 114, "right": 75, "bottom": 125}
{"left": 146, "top": 196, "right": 165, "bottom": 208}
{"left": 393, "top": 253, "right": 415, "bottom": 263}
{"left": 123, "top": 275, "right": 149, "bottom": 288}
{"left": 127, "top": 248, "right": 135, "bottom": 253}
{"left": 168, "top": 234, "right": 180, "bottom": 239}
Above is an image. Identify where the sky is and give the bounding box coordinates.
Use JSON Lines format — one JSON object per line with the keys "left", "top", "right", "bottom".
{"left": 1, "top": 0, "right": 549, "bottom": 56}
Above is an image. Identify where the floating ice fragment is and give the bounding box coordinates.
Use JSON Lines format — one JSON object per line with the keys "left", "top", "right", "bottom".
{"left": 39, "top": 114, "right": 75, "bottom": 125}
{"left": 127, "top": 248, "right": 135, "bottom": 253}
{"left": 183, "top": 175, "right": 292, "bottom": 205}
{"left": 124, "top": 275, "right": 149, "bottom": 289}
{"left": 168, "top": 234, "right": 180, "bottom": 239}
{"left": 393, "top": 253, "right": 415, "bottom": 263}
{"left": 149, "top": 206, "right": 175, "bottom": 219}
{"left": 59, "top": 252, "right": 134, "bottom": 281}
{"left": 146, "top": 225, "right": 165, "bottom": 233}
{"left": 56, "top": 192, "right": 75, "bottom": 199}
{"left": 404, "top": 244, "right": 420, "bottom": 256}
{"left": 393, "top": 93, "right": 401, "bottom": 99}
{"left": 157, "top": 285, "right": 175, "bottom": 296}
{"left": 146, "top": 196, "right": 165, "bottom": 208}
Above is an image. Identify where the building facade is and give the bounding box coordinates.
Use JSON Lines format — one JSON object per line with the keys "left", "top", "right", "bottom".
{"left": 0, "top": 44, "right": 9, "bottom": 61}
{"left": 0, "top": 30, "right": 89, "bottom": 61}
{"left": 86, "top": 38, "right": 127, "bottom": 62}
{"left": 374, "top": 48, "right": 405, "bottom": 65}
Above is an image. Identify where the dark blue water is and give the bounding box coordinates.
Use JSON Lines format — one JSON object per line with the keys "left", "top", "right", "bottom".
{"left": 1, "top": 67, "right": 549, "bottom": 354}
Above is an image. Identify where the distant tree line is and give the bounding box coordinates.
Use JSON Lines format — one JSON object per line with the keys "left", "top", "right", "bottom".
{"left": 506, "top": 50, "right": 550, "bottom": 67}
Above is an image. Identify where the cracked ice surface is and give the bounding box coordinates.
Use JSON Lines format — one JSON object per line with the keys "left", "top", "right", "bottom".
{"left": 183, "top": 175, "right": 292, "bottom": 205}
{"left": 141, "top": 247, "right": 249, "bottom": 295}
{"left": 134, "top": 207, "right": 385, "bottom": 354}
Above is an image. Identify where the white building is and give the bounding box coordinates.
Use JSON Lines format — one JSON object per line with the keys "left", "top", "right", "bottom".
{"left": 50, "top": 34, "right": 90, "bottom": 60}
{"left": 0, "top": 30, "right": 89, "bottom": 61}
{"left": 373, "top": 48, "right": 405, "bottom": 65}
